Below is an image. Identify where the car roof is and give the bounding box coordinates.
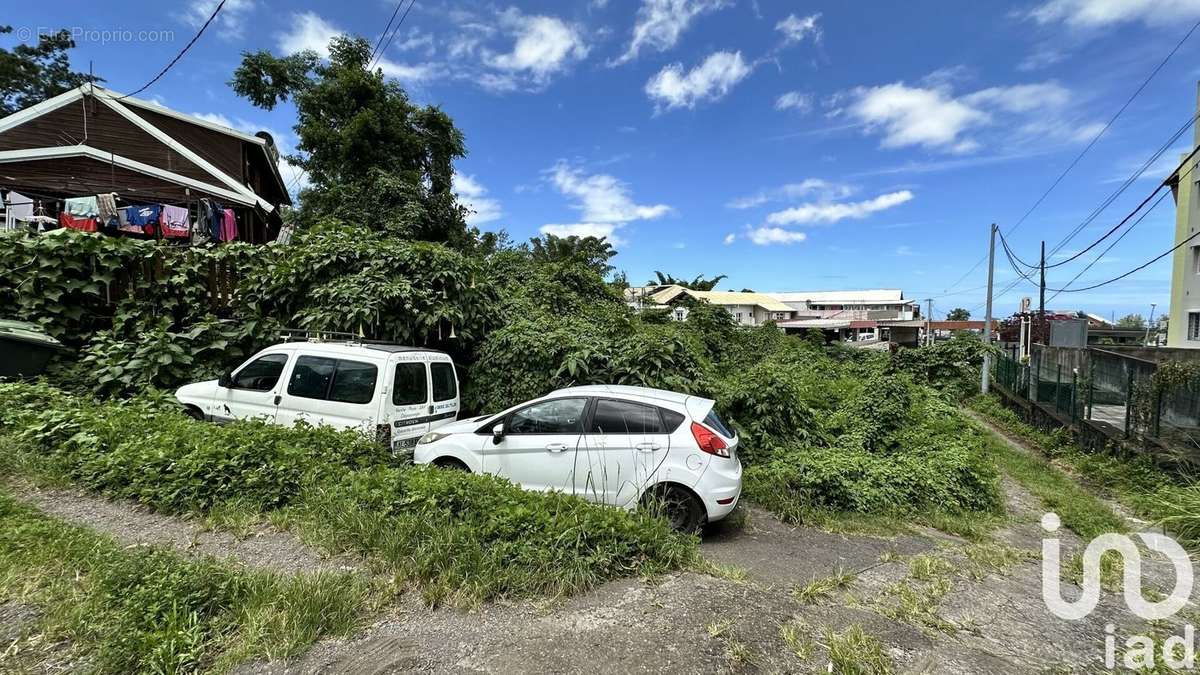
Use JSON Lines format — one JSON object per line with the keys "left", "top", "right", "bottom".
{"left": 553, "top": 384, "right": 703, "bottom": 406}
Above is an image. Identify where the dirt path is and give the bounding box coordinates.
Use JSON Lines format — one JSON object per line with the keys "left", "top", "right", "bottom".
{"left": 7, "top": 481, "right": 362, "bottom": 576}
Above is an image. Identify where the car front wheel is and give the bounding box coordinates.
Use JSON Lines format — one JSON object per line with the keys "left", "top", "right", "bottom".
{"left": 641, "top": 484, "right": 706, "bottom": 534}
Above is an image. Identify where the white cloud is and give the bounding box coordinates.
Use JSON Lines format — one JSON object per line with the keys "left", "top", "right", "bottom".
{"left": 840, "top": 80, "right": 1082, "bottom": 153}
{"left": 727, "top": 179, "right": 855, "bottom": 209}
{"left": 775, "top": 13, "right": 821, "bottom": 44}
{"left": 486, "top": 12, "right": 588, "bottom": 86}
{"left": 453, "top": 174, "right": 503, "bottom": 226}
{"left": 746, "top": 226, "right": 808, "bottom": 245}
{"left": 549, "top": 162, "right": 671, "bottom": 222}
{"left": 182, "top": 0, "right": 254, "bottom": 40}
{"left": 645, "top": 51, "right": 752, "bottom": 110}
{"left": 845, "top": 83, "right": 988, "bottom": 153}
{"left": 540, "top": 223, "right": 623, "bottom": 245}
{"left": 962, "top": 83, "right": 1071, "bottom": 113}
{"left": 766, "top": 190, "right": 914, "bottom": 225}
{"left": 614, "top": 0, "right": 730, "bottom": 65}
{"left": 278, "top": 11, "right": 343, "bottom": 57}
{"left": 895, "top": 245, "right": 916, "bottom": 256}
{"left": 1029, "top": 0, "right": 1200, "bottom": 28}
{"left": 775, "top": 91, "right": 813, "bottom": 113}
{"left": 723, "top": 233, "right": 737, "bottom": 245}
{"left": 376, "top": 58, "right": 442, "bottom": 82}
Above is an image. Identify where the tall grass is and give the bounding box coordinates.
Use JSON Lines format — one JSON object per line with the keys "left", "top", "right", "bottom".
{"left": 0, "top": 382, "right": 697, "bottom": 606}
{"left": 0, "top": 488, "right": 365, "bottom": 673}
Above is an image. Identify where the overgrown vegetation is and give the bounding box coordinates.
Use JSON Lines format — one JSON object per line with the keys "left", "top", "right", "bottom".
{"left": 0, "top": 382, "right": 696, "bottom": 605}
{"left": 967, "top": 395, "right": 1200, "bottom": 544}
{"left": 0, "top": 488, "right": 366, "bottom": 673}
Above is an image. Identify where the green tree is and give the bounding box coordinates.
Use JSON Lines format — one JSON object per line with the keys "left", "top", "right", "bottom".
{"left": 946, "top": 307, "right": 971, "bottom": 321}
{"left": 230, "top": 36, "right": 475, "bottom": 247}
{"left": 1117, "top": 313, "right": 1146, "bottom": 329}
{"left": 528, "top": 234, "right": 616, "bottom": 276}
{"left": 649, "top": 271, "right": 727, "bottom": 291}
{"left": 0, "top": 27, "right": 101, "bottom": 115}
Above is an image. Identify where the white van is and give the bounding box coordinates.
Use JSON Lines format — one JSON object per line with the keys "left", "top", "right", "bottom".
{"left": 175, "top": 340, "right": 460, "bottom": 455}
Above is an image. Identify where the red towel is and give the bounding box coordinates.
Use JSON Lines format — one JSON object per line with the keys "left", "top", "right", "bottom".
{"left": 59, "top": 212, "right": 97, "bottom": 232}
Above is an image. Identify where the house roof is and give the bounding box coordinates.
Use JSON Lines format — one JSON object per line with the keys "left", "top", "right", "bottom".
{"left": 0, "top": 85, "right": 288, "bottom": 211}
{"left": 768, "top": 289, "right": 907, "bottom": 304}
{"left": 648, "top": 285, "right": 794, "bottom": 312}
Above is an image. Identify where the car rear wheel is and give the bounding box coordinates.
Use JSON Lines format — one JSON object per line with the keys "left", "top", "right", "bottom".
{"left": 641, "top": 484, "right": 706, "bottom": 534}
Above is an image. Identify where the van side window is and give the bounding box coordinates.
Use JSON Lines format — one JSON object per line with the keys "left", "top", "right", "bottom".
{"left": 431, "top": 362, "right": 457, "bottom": 402}
{"left": 329, "top": 360, "right": 378, "bottom": 404}
{"left": 288, "top": 356, "right": 336, "bottom": 399}
{"left": 231, "top": 354, "right": 288, "bottom": 391}
{"left": 392, "top": 362, "right": 427, "bottom": 406}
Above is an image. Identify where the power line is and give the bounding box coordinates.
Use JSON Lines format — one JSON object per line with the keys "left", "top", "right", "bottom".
{"left": 114, "top": 0, "right": 227, "bottom": 100}
{"left": 370, "top": 0, "right": 417, "bottom": 70}
{"left": 370, "top": 0, "right": 407, "bottom": 64}
{"left": 941, "top": 17, "right": 1200, "bottom": 293}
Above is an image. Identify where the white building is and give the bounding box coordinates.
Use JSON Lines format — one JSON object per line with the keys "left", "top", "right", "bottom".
{"left": 625, "top": 285, "right": 795, "bottom": 326}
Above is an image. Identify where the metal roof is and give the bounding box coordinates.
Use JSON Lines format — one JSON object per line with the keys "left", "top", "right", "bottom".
{"left": 768, "top": 289, "right": 906, "bottom": 303}
{"left": 647, "top": 286, "right": 794, "bottom": 312}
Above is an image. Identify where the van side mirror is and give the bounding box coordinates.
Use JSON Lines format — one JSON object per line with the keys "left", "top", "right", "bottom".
{"left": 217, "top": 371, "right": 233, "bottom": 388}
{"left": 491, "top": 422, "right": 505, "bottom": 445}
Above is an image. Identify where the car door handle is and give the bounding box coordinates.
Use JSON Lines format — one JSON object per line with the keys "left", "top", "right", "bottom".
{"left": 274, "top": 395, "right": 281, "bottom": 405}
{"left": 546, "top": 443, "right": 568, "bottom": 453}
{"left": 636, "top": 442, "right": 661, "bottom": 451}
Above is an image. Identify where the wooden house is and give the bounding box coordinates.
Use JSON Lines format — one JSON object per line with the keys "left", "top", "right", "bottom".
{"left": 0, "top": 84, "right": 291, "bottom": 242}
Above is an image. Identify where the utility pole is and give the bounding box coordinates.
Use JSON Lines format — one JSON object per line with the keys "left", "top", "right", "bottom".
{"left": 982, "top": 223, "right": 997, "bottom": 394}
{"left": 1038, "top": 240, "right": 1046, "bottom": 344}
{"left": 925, "top": 298, "right": 933, "bottom": 346}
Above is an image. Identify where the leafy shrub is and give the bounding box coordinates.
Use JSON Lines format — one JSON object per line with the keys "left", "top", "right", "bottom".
{"left": 893, "top": 331, "right": 994, "bottom": 399}
{"left": 0, "top": 382, "right": 388, "bottom": 512}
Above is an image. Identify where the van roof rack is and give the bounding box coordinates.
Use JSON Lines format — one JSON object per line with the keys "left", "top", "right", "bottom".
{"left": 276, "top": 329, "right": 445, "bottom": 353}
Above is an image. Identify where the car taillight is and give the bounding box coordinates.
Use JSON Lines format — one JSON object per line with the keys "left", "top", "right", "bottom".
{"left": 691, "top": 422, "right": 729, "bottom": 458}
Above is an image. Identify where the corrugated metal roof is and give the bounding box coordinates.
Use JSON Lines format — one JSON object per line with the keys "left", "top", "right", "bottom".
{"left": 768, "top": 289, "right": 906, "bottom": 303}
{"left": 648, "top": 286, "right": 794, "bottom": 312}
{"left": 776, "top": 318, "right": 852, "bottom": 328}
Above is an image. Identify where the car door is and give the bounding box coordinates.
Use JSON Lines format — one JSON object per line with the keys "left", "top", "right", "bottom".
{"left": 213, "top": 352, "right": 291, "bottom": 422}
{"left": 580, "top": 398, "right": 673, "bottom": 507}
{"left": 484, "top": 397, "right": 587, "bottom": 493}
{"left": 275, "top": 355, "right": 382, "bottom": 431}
{"left": 387, "top": 356, "right": 431, "bottom": 452}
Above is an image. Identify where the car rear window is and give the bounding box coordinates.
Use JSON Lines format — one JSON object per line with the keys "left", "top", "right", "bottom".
{"left": 588, "top": 399, "right": 665, "bottom": 434}
{"left": 660, "top": 408, "right": 686, "bottom": 432}
{"left": 703, "top": 410, "right": 734, "bottom": 438}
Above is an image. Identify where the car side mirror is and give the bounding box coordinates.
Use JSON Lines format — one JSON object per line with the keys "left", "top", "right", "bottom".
{"left": 491, "top": 422, "right": 505, "bottom": 445}
{"left": 217, "top": 371, "right": 233, "bottom": 388}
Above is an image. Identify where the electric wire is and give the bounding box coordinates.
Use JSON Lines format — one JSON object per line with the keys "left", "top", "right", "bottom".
{"left": 113, "top": 0, "right": 227, "bottom": 100}
{"left": 370, "top": 0, "right": 417, "bottom": 70}
{"left": 940, "top": 17, "right": 1200, "bottom": 293}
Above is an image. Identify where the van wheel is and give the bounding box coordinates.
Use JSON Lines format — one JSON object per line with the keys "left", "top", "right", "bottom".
{"left": 433, "top": 457, "right": 469, "bottom": 472}
{"left": 182, "top": 406, "right": 204, "bottom": 421}
{"left": 641, "top": 485, "right": 706, "bottom": 534}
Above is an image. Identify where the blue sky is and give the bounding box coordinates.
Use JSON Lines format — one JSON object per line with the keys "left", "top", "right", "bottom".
{"left": 7, "top": 0, "right": 1200, "bottom": 320}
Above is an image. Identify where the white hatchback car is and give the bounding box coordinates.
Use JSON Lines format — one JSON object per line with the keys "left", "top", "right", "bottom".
{"left": 414, "top": 384, "right": 741, "bottom": 532}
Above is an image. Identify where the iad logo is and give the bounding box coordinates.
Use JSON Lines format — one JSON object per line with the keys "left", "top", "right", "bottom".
{"left": 1041, "top": 512, "right": 1193, "bottom": 620}
{"left": 1041, "top": 512, "right": 1197, "bottom": 670}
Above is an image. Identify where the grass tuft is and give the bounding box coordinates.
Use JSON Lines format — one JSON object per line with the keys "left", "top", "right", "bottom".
{"left": 823, "top": 624, "right": 893, "bottom": 674}
{"left": 792, "top": 567, "right": 856, "bottom": 604}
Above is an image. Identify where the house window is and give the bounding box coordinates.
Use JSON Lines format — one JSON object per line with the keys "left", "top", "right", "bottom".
{"left": 735, "top": 312, "right": 744, "bottom": 322}
{"left": 1193, "top": 246, "right": 1200, "bottom": 275}
{"left": 1190, "top": 312, "right": 1200, "bottom": 341}
{"left": 674, "top": 308, "right": 686, "bottom": 321}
